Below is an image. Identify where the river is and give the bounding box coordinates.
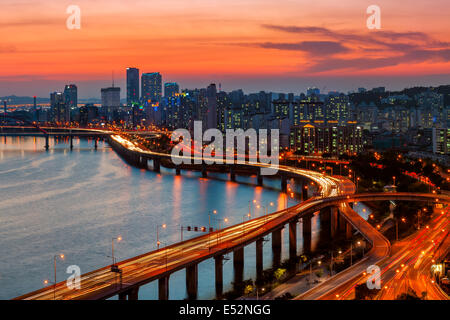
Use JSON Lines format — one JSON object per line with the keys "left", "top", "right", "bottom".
{"left": 0, "top": 136, "right": 330, "bottom": 299}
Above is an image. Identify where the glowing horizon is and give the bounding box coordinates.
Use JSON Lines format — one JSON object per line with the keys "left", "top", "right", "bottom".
{"left": 1, "top": 0, "right": 449, "bottom": 97}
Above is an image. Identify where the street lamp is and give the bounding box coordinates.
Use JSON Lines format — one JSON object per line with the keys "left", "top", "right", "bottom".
{"left": 217, "top": 218, "right": 229, "bottom": 246}
{"left": 157, "top": 224, "right": 166, "bottom": 250}
{"left": 208, "top": 210, "right": 218, "bottom": 233}
{"left": 357, "top": 240, "right": 365, "bottom": 256}
{"left": 111, "top": 236, "right": 122, "bottom": 267}
{"left": 256, "top": 287, "right": 265, "bottom": 300}
{"left": 242, "top": 212, "right": 251, "bottom": 236}
{"left": 310, "top": 259, "right": 322, "bottom": 287}
{"left": 44, "top": 253, "right": 65, "bottom": 300}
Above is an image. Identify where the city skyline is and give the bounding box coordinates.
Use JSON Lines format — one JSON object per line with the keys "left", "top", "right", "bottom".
{"left": 1, "top": 0, "right": 449, "bottom": 98}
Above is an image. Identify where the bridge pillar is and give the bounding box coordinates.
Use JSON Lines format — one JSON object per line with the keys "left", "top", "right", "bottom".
{"left": 153, "top": 158, "right": 161, "bottom": 173}
{"left": 202, "top": 163, "right": 207, "bottom": 178}
{"left": 230, "top": 166, "right": 236, "bottom": 182}
{"left": 330, "top": 207, "right": 338, "bottom": 238}
{"left": 233, "top": 248, "right": 244, "bottom": 291}
{"left": 70, "top": 135, "right": 73, "bottom": 150}
{"left": 257, "top": 171, "right": 263, "bottom": 186}
{"left": 214, "top": 255, "right": 223, "bottom": 298}
{"left": 140, "top": 157, "right": 148, "bottom": 169}
{"left": 175, "top": 167, "right": 181, "bottom": 175}
{"left": 289, "top": 220, "right": 298, "bottom": 266}
{"left": 128, "top": 287, "right": 139, "bottom": 300}
{"left": 302, "top": 186, "right": 308, "bottom": 201}
{"left": 346, "top": 222, "right": 353, "bottom": 240}
{"left": 272, "top": 228, "right": 282, "bottom": 268}
{"left": 186, "top": 264, "right": 198, "bottom": 300}
{"left": 319, "top": 207, "right": 331, "bottom": 243}
{"left": 281, "top": 175, "right": 287, "bottom": 192}
{"left": 118, "top": 292, "right": 127, "bottom": 300}
{"left": 158, "top": 276, "right": 170, "bottom": 300}
{"left": 256, "top": 238, "right": 264, "bottom": 285}
{"left": 45, "top": 134, "right": 49, "bottom": 151}
{"left": 339, "top": 213, "right": 346, "bottom": 233}
{"left": 94, "top": 138, "right": 98, "bottom": 150}
{"left": 302, "top": 214, "right": 312, "bottom": 255}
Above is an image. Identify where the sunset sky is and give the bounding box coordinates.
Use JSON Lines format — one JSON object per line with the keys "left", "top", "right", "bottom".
{"left": 1, "top": 0, "right": 449, "bottom": 98}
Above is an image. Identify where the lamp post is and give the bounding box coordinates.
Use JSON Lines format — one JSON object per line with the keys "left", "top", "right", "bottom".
{"left": 242, "top": 213, "right": 251, "bottom": 236}
{"left": 111, "top": 236, "right": 122, "bottom": 266}
{"left": 157, "top": 224, "right": 166, "bottom": 250}
{"left": 44, "top": 253, "right": 64, "bottom": 300}
{"left": 208, "top": 210, "right": 218, "bottom": 250}
{"left": 309, "top": 260, "right": 322, "bottom": 287}
{"left": 357, "top": 240, "right": 364, "bottom": 256}
{"left": 216, "top": 218, "right": 228, "bottom": 246}
{"left": 256, "top": 287, "right": 265, "bottom": 300}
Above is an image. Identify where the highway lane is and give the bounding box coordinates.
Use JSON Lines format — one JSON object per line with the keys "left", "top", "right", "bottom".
{"left": 294, "top": 200, "right": 391, "bottom": 300}
{"left": 375, "top": 210, "right": 449, "bottom": 300}
{"left": 316, "top": 207, "right": 449, "bottom": 300}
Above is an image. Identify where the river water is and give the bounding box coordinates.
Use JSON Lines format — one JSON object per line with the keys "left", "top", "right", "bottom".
{"left": 0, "top": 136, "right": 331, "bottom": 299}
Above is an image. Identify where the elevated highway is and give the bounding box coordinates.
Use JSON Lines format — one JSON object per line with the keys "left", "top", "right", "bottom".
{"left": 13, "top": 133, "right": 449, "bottom": 300}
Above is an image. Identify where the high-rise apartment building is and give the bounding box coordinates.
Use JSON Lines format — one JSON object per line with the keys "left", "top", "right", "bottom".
{"left": 164, "top": 82, "right": 179, "bottom": 98}
{"left": 126, "top": 68, "right": 140, "bottom": 107}
{"left": 101, "top": 87, "right": 121, "bottom": 121}
{"left": 141, "top": 72, "right": 162, "bottom": 104}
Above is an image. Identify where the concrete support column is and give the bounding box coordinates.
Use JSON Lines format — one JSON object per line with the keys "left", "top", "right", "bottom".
{"left": 202, "top": 163, "right": 207, "bottom": 178}
{"left": 257, "top": 171, "right": 263, "bottom": 186}
{"left": 214, "top": 256, "right": 223, "bottom": 298}
{"left": 281, "top": 175, "right": 287, "bottom": 192}
{"left": 45, "top": 134, "right": 49, "bottom": 151}
{"left": 346, "top": 222, "right": 353, "bottom": 240}
{"left": 302, "top": 186, "right": 308, "bottom": 201}
{"left": 330, "top": 207, "right": 338, "bottom": 238}
{"left": 289, "top": 220, "right": 298, "bottom": 263}
{"left": 158, "top": 276, "right": 169, "bottom": 300}
{"left": 140, "top": 157, "right": 148, "bottom": 169}
{"left": 230, "top": 166, "right": 236, "bottom": 182}
{"left": 118, "top": 292, "right": 127, "bottom": 300}
{"left": 233, "top": 248, "right": 244, "bottom": 290}
{"left": 302, "top": 214, "right": 312, "bottom": 255}
{"left": 186, "top": 264, "right": 198, "bottom": 300}
{"left": 70, "top": 135, "right": 73, "bottom": 150}
{"left": 272, "top": 229, "right": 282, "bottom": 268}
{"left": 153, "top": 158, "right": 161, "bottom": 173}
{"left": 94, "top": 138, "right": 98, "bottom": 150}
{"left": 339, "top": 213, "right": 346, "bottom": 233}
{"left": 256, "top": 239, "right": 264, "bottom": 284}
{"left": 128, "top": 287, "right": 139, "bottom": 300}
{"left": 175, "top": 167, "right": 181, "bottom": 175}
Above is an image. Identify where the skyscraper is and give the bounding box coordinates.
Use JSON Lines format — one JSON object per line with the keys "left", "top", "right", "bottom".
{"left": 126, "top": 68, "right": 140, "bottom": 107}
{"left": 101, "top": 87, "right": 121, "bottom": 121}
{"left": 141, "top": 72, "right": 162, "bottom": 104}
{"left": 206, "top": 83, "right": 217, "bottom": 130}
{"left": 50, "top": 91, "right": 67, "bottom": 123}
{"left": 164, "top": 82, "right": 179, "bottom": 97}
{"left": 64, "top": 84, "right": 77, "bottom": 122}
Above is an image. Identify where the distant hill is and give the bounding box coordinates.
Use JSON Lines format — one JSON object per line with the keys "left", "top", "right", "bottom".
{"left": 0, "top": 95, "right": 102, "bottom": 105}
{"left": 1, "top": 95, "right": 49, "bottom": 104}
